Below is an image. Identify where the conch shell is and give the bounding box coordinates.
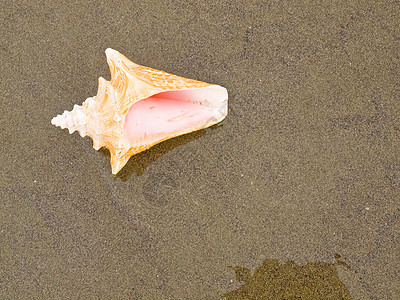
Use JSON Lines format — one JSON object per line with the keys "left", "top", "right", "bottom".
{"left": 51, "top": 48, "right": 228, "bottom": 174}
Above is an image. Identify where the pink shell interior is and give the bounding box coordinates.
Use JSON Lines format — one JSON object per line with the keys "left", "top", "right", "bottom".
{"left": 123, "top": 86, "right": 225, "bottom": 146}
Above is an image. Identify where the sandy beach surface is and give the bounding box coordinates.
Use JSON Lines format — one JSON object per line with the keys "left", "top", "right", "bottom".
{"left": 1, "top": 1, "right": 399, "bottom": 299}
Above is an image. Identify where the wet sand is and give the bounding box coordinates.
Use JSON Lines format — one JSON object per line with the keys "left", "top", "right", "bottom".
{"left": 1, "top": 1, "right": 399, "bottom": 299}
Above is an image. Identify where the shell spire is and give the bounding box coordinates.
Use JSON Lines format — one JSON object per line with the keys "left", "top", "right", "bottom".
{"left": 51, "top": 104, "right": 88, "bottom": 137}
{"left": 52, "top": 48, "right": 228, "bottom": 174}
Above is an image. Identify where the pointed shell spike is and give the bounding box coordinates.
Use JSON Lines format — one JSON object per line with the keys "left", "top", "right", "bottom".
{"left": 51, "top": 48, "right": 228, "bottom": 174}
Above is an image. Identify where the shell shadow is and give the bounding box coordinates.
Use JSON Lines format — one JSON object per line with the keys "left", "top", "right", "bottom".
{"left": 99, "top": 125, "right": 222, "bottom": 180}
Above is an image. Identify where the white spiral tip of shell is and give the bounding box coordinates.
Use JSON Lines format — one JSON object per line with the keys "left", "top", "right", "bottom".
{"left": 51, "top": 105, "right": 88, "bottom": 137}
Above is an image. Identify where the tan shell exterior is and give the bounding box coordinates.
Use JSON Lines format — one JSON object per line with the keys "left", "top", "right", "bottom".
{"left": 51, "top": 48, "right": 226, "bottom": 174}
